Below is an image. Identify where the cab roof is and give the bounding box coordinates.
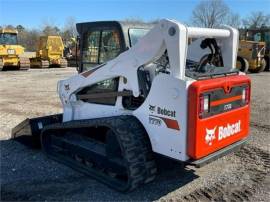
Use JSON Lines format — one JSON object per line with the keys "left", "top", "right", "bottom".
{"left": 0, "top": 28, "right": 18, "bottom": 34}
{"left": 76, "top": 20, "right": 154, "bottom": 33}
{"left": 76, "top": 20, "right": 154, "bottom": 48}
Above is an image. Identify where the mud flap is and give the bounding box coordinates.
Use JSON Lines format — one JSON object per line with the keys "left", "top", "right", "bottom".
{"left": 11, "top": 114, "right": 62, "bottom": 148}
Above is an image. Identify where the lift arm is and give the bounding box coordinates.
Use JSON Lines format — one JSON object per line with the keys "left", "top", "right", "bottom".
{"left": 58, "top": 19, "right": 238, "bottom": 121}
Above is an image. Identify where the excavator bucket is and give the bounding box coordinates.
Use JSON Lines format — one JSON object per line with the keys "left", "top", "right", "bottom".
{"left": 11, "top": 114, "right": 62, "bottom": 148}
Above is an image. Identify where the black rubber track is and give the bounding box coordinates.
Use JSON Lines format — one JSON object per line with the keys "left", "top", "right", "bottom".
{"left": 122, "top": 116, "right": 158, "bottom": 184}
{"left": 41, "top": 115, "right": 157, "bottom": 192}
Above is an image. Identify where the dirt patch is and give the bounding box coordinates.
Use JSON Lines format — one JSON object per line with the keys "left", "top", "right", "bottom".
{"left": 180, "top": 146, "right": 269, "bottom": 201}
{"left": 0, "top": 69, "right": 269, "bottom": 201}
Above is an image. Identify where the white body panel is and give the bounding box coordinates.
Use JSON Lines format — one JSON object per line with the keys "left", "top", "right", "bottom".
{"left": 133, "top": 74, "right": 193, "bottom": 161}
{"left": 57, "top": 19, "right": 239, "bottom": 161}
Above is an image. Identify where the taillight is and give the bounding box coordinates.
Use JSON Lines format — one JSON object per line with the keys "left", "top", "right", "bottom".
{"left": 199, "top": 94, "right": 209, "bottom": 117}
{"left": 242, "top": 86, "right": 250, "bottom": 104}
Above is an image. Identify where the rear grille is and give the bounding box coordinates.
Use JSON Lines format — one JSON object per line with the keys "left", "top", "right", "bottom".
{"left": 200, "top": 84, "right": 248, "bottom": 118}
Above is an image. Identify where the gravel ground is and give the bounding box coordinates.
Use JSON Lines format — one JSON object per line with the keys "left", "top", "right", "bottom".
{"left": 0, "top": 68, "right": 269, "bottom": 201}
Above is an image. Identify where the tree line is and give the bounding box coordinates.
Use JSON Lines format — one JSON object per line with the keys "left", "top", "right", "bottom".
{"left": 0, "top": 17, "right": 77, "bottom": 51}
{"left": 0, "top": 0, "right": 269, "bottom": 51}
{"left": 191, "top": 0, "right": 270, "bottom": 28}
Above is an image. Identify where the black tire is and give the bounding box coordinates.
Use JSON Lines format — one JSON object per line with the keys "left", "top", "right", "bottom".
{"left": 236, "top": 56, "right": 249, "bottom": 73}
{"left": 264, "top": 56, "right": 269, "bottom": 71}
{"left": 249, "top": 58, "right": 266, "bottom": 73}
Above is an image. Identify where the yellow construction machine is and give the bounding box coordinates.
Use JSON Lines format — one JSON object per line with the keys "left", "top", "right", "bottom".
{"left": 30, "top": 36, "right": 67, "bottom": 68}
{"left": 237, "top": 40, "right": 266, "bottom": 73}
{"left": 0, "top": 28, "right": 30, "bottom": 71}
{"left": 244, "top": 28, "right": 270, "bottom": 71}
{"left": 237, "top": 28, "right": 270, "bottom": 73}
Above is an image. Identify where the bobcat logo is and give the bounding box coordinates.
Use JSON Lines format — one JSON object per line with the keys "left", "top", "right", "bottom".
{"left": 205, "top": 127, "right": 216, "bottom": 146}
{"left": 64, "top": 84, "right": 70, "bottom": 91}
{"left": 149, "top": 105, "right": 156, "bottom": 112}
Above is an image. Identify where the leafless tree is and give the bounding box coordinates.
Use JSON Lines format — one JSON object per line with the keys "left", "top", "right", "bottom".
{"left": 191, "top": 0, "right": 230, "bottom": 28}
{"left": 42, "top": 26, "right": 60, "bottom": 36}
{"left": 4, "top": 25, "right": 15, "bottom": 29}
{"left": 18, "top": 29, "right": 41, "bottom": 51}
{"left": 40, "top": 18, "right": 60, "bottom": 36}
{"left": 122, "top": 17, "right": 160, "bottom": 25}
{"left": 242, "top": 11, "right": 270, "bottom": 28}
{"left": 225, "top": 12, "right": 241, "bottom": 28}
{"left": 122, "top": 17, "right": 147, "bottom": 26}
{"left": 61, "top": 17, "right": 77, "bottom": 46}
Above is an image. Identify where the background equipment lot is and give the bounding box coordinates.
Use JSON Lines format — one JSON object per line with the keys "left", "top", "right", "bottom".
{"left": 0, "top": 68, "right": 269, "bottom": 201}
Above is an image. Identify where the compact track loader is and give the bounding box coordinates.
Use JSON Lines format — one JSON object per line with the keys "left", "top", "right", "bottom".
{"left": 12, "top": 19, "right": 251, "bottom": 192}
{"left": 0, "top": 28, "right": 30, "bottom": 71}
{"left": 30, "top": 36, "right": 67, "bottom": 68}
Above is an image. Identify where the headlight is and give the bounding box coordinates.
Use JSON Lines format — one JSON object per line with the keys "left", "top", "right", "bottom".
{"left": 7, "top": 49, "right": 15, "bottom": 54}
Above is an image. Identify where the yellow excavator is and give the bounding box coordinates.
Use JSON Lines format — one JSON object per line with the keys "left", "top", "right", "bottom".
{"left": 30, "top": 36, "right": 67, "bottom": 68}
{"left": 0, "top": 28, "right": 30, "bottom": 71}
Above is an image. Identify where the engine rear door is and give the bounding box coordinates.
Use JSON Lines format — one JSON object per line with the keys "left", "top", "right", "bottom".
{"left": 187, "top": 74, "right": 251, "bottom": 159}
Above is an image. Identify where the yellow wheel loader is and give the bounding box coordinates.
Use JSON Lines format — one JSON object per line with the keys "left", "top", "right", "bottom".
{"left": 237, "top": 28, "right": 270, "bottom": 73}
{"left": 236, "top": 40, "right": 266, "bottom": 73}
{"left": 30, "top": 36, "right": 67, "bottom": 68}
{"left": 0, "top": 28, "right": 30, "bottom": 71}
{"left": 242, "top": 28, "right": 270, "bottom": 71}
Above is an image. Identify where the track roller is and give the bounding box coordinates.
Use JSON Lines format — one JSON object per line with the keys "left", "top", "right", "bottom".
{"left": 41, "top": 115, "right": 157, "bottom": 192}
{"left": 0, "top": 59, "right": 3, "bottom": 71}
{"left": 19, "top": 57, "right": 30, "bottom": 70}
{"left": 60, "top": 58, "right": 68, "bottom": 68}
{"left": 41, "top": 60, "right": 49, "bottom": 68}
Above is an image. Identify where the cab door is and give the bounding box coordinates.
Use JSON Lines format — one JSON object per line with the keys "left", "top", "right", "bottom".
{"left": 77, "top": 22, "right": 126, "bottom": 73}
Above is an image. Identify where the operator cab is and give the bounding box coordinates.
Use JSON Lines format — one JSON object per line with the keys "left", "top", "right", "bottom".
{"left": 0, "top": 29, "right": 18, "bottom": 45}
{"left": 76, "top": 21, "right": 153, "bottom": 73}
{"left": 75, "top": 21, "right": 240, "bottom": 111}
{"left": 76, "top": 21, "right": 239, "bottom": 82}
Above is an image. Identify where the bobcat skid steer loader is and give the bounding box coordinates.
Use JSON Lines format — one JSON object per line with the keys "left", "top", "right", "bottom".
{"left": 12, "top": 19, "right": 251, "bottom": 192}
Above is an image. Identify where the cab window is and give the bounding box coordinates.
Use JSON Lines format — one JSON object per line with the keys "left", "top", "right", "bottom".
{"left": 0, "top": 33, "right": 18, "bottom": 45}
{"left": 77, "top": 78, "right": 119, "bottom": 105}
{"left": 82, "top": 31, "right": 100, "bottom": 66}
{"left": 82, "top": 29, "right": 121, "bottom": 71}
{"left": 128, "top": 28, "right": 149, "bottom": 46}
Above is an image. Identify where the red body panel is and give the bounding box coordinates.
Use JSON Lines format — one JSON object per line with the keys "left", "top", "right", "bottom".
{"left": 188, "top": 75, "right": 251, "bottom": 159}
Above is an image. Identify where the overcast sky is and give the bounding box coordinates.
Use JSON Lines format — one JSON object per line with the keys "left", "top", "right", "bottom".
{"left": 0, "top": 0, "right": 269, "bottom": 28}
